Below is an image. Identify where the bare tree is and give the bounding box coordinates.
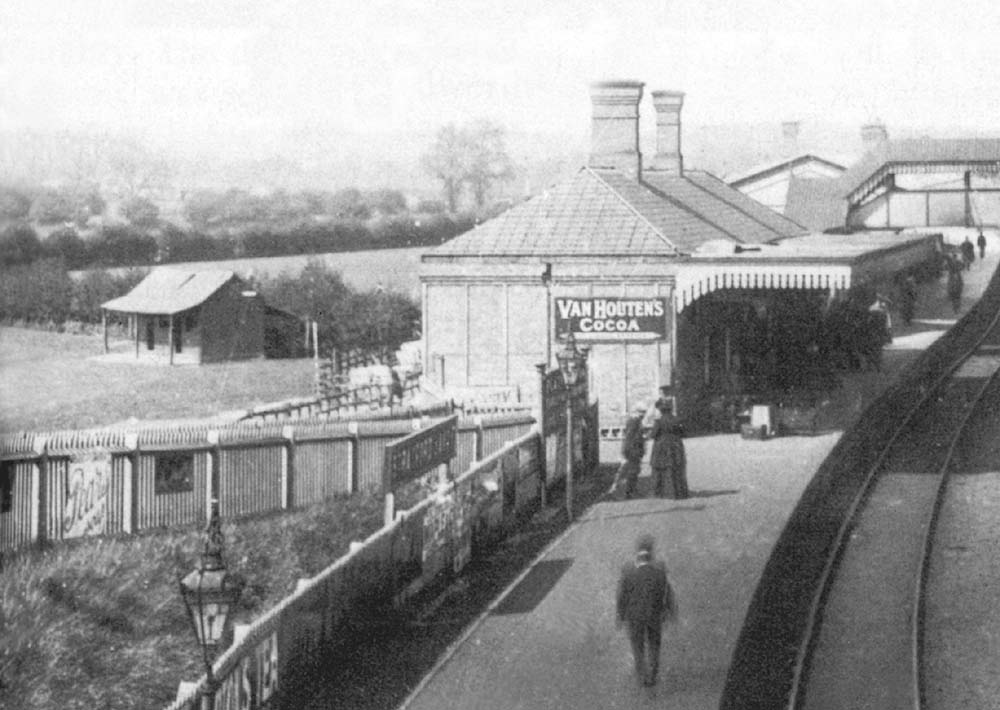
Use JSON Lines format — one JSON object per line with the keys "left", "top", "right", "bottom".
{"left": 421, "top": 124, "right": 467, "bottom": 213}
{"left": 463, "top": 120, "right": 514, "bottom": 209}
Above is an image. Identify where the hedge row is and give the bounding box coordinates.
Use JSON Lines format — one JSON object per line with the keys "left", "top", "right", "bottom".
{"left": 2, "top": 213, "right": 478, "bottom": 271}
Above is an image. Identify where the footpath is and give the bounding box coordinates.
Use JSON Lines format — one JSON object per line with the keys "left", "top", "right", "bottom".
{"left": 304, "top": 230, "right": 997, "bottom": 710}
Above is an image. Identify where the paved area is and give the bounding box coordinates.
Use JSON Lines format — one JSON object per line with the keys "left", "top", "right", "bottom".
{"left": 398, "top": 230, "right": 999, "bottom": 710}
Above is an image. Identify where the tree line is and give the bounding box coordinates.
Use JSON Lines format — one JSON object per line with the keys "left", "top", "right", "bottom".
{"left": 0, "top": 212, "right": 478, "bottom": 271}
{"left": 0, "top": 259, "right": 420, "bottom": 360}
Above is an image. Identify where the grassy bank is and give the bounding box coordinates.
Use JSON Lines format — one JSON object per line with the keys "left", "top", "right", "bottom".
{"left": 0, "top": 493, "right": 384, "bottom": 710}
{"left": 0, "top": 327, "right": 316, "bottom": 433}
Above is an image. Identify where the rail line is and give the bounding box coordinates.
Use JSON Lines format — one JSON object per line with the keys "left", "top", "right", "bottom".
{"left": 720, "top": 263, "right": 1000, "bottom": 710}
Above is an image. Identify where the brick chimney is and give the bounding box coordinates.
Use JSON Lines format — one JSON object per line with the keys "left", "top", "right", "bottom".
{"left": 861, "top": 122, "right": 889, "bottom": 153}
{"left": 588, "top": 80, "right": 644, "bottom": 179}
{"left": 648, "top": 90, "right": 685, "bottom": 175}
{"left": 781, "top": 121, "right": 800, "bottom": 158}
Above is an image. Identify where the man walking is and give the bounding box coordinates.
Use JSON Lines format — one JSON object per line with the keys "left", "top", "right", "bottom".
{"left": 617, "top": 404, "right": 647, "bottom": 499}
{"left": 616, "top": 534, "right": 676, "bottom": 687}
{"left": 978, "top": 231, "right": 988, "bottom": 260}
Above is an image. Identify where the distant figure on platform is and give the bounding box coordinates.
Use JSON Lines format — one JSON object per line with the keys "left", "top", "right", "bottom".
{"left": 617, "top": 405, "right": 648, "bottom": 499}
{"left": 961, "top": 236, "right": 976, "bottom": 271}
{"left": 868, "top": 293, "right": 893, "bottom": 343}
{"left": 389, "top": 368, "right": 405, "bottom": 405}
{"left": 947, "top": 268, "right": 964, "bottom": 314}
{"left": 978, "top": 231, "right": 988, "bottom": 260}
{"left": 616, "top": 534, "right": 677, "bottom": 687}
{"left": 900, "top": 274, "right": 918, "bottom": 326}
{"left": 649, "top": 399, "right": 688, "bottom": 499}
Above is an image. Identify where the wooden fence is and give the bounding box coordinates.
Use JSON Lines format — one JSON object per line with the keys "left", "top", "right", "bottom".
{"left": 164, "top": 396, "right": 600, "bottom": 710}
{"left": 0, "top": 412, "right": 535, "bottom": 553}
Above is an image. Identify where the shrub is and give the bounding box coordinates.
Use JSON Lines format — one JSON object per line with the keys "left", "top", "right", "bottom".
{"left": 0, "top": 224, "right": 43, "bottom": 267}
{"left": 0, "top": 259, "right": 73, "bottom": 324}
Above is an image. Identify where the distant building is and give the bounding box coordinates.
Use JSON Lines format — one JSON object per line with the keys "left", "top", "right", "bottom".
{"left": 727, "top": 121, "right": 848, "bottom": 214}
{"left": 785, "top": 131, "right": 1000, "bottom": 232}
{"left": 102, "top": 269, "right": 302, "bottom": 364}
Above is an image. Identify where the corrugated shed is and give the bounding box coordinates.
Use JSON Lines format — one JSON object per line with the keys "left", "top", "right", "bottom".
{"left": 102, "top": 269, "right": 239, "bottom": 315}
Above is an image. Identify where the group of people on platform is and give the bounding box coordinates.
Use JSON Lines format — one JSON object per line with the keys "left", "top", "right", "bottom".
{"left": 616, "top": 395, "right": 688, "bottom": 501}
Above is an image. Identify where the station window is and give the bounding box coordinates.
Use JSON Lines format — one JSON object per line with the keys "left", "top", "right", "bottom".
{"left": 154, "top": 452, "right": 194, "bottom": 494}
{"left": 0, "top": 462, "right": 14, "bottom": 513}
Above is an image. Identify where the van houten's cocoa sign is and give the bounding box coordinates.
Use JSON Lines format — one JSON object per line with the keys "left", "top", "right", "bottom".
{"left": 554, "top": 297, "right": 668, "bottom": 341}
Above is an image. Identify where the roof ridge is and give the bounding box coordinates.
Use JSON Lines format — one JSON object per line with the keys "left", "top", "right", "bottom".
{"left": 637, "top": 172, "right": 744, "bottom": 243}
{"left": 688, "top": 171, "right": 805, "bottom": 235}
{"left": 583, "top": 167, "right": 679, "bottom": 251}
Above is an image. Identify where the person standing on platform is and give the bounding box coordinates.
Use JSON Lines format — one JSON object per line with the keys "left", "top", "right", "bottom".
{"left": 649, "top": 399, "right": 688, "bottom": 499}
{"left": 617, "top": 404, "right": 647, "bottom": 499}
{"left": 900, "top": 274, "right": 917, "bottom": 327}
{"left": 616, "top": 534, "right": 677, "bottom": 687}
{"left": 947, "top": 266, "right": 964, "bottom": 314}
{"left": 978, "top": 231, "right": 988, "bottom": 260}
{"left": 961, "top": 236, "right": 976, "bottom": 271}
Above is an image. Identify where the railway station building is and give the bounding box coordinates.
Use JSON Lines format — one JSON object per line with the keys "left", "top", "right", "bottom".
{"left": 420, "top": 81, "right": 940, "bottom": 437}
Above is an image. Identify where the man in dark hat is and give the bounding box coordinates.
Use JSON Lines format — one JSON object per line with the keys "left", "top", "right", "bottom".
{"left": 617, "top": 403, "right": 648, "bottom": 499}
{"left": 616, "top": 534, "right": 676, "bottom": 687}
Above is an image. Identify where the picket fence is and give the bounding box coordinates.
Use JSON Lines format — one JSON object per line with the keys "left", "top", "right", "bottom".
{"left": 0, "top": 411, "right": 535, "bottom": 553}
{"left": 164, "top": 398, "right": 598, "bottom": 710}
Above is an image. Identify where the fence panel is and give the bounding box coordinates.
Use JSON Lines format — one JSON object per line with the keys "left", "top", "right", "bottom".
{"left": 136, "top": 450, "right": 209, "bottom": 530}
{"left": 481, "top": 418, "right": 534, "bottom": 458}
{"left": 219, "top": 446, "right": 283, "bottom": 518}
{"left": 454, "top": 426, "right": 478, "bottom": 473}
{"left": 0, "top": 459, "right": 36, "bottom": 551}
{"left": 292, "top": 438, "right": 352, "bottom": 504}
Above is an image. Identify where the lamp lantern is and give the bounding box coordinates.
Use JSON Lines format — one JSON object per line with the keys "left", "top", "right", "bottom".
{"left": 179, "top": 502, "right": 244, "bottom": 659}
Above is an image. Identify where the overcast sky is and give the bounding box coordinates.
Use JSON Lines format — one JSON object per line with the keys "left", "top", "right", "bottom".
{"left": 3, "top": 0, "right": 999, "bottom": 154}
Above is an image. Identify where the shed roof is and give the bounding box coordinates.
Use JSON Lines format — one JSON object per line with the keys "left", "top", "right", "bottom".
{"left": 426, "top": 166, "right": 805, "bottom": 259}
{"left": 102, "top": 269, "right": 241, "bottom": 315}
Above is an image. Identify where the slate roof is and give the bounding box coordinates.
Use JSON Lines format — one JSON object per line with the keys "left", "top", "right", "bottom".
{"left": 784, "top": 175, "right": 849, "bottom": 233}
{"left": 102, "top": 269, "right": 241, "bottom": 314}
{"left": 427, "top": 166, "right": 805, "bottom": 258}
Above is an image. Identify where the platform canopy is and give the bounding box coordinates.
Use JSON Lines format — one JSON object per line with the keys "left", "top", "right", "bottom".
{"left": 673, "top": 232, "right": 939, "bottom": 312}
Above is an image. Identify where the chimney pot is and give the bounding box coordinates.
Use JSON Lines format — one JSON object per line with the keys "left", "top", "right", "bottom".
{"left": 781, "top": 121, "right": 800, "bottom": 158}
{"left": 648, "top": 90, "right": 685, "bottom": 175}
{"left": 861, "top": 122, "right": 889, "bottom": 153}
{"left": 588, "top": 80, "right": 644, "bottom": 179}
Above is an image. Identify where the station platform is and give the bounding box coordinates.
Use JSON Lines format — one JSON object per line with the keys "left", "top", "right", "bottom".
{"left": 397, "top": 233, "right": 998, "bottom": 710}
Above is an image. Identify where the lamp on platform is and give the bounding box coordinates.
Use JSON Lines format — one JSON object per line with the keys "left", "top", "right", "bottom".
{"left": 179, "top": 500, "right": 244, "bottom": 709}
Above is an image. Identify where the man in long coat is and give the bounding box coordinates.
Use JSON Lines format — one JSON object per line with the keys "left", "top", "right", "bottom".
{"left": 649, "top": 399, "right": 688, "bottom": 499}
{"left": 618, "top": 404, "right": 647, "bottom": 499}
{"left": 616, "top": 534, "right": 676, "bottom": 686}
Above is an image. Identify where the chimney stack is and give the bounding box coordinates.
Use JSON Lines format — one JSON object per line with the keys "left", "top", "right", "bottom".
{"left": 781, "top": 121, "right": 800, "bottom": 158}
{"left": 648, "top": 90, "right": 685, "bottom": 175}
{"left": 588, "top": 80, "right": 644, "bottom": 179}
{"left": 861, "top": 122, "right": 889, "bottom": 153}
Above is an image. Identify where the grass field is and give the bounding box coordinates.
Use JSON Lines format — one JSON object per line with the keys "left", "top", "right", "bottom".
{"left": 0, "top": 327, "right": 318, "bottom": 433}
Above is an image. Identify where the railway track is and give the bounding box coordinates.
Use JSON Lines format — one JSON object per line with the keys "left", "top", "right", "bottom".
{"left": 721, "top": 265, "right": 1000, "bottom": 710}
{"left": 794, "top": 339, "right": 1000, "bottom": 709}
